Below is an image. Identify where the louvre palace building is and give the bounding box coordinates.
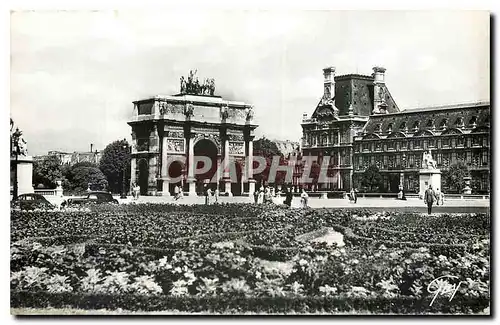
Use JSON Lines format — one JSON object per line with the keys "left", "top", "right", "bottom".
{"left": 300, "top": 66, "right": 490, "bottom": 194}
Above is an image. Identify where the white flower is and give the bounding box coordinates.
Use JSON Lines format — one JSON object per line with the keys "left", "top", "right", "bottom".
{"left": 170, "top": 279, "right": 189, "bottom": 297}
{"left": 255, "top": 271, "right": 262, "bottom": 279}
{"left": 298, "top": 259, "right": 308, "bottom": 266}
{"left": 319, "top": 285, "right": 338, "bottom": 296}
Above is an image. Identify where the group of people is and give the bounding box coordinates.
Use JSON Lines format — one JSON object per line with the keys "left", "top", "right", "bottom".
{"left": 203, "top": 186, "right": 220, "bottom": 205}
{"left": 424, "top": 185, "right": 445, "bottom": 214}
{"left": 349, "top": 188, "right": 359, "bottom": 203}
{"left": 253, "top": 186, "right": 310, "bottom": 208}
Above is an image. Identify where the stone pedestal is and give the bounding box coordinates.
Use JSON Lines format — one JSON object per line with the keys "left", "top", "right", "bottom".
{"left": 55, "top": 180, "right": 64, "bottom": 197}
{"left": 187, "top": 177, "right": 197, "bottom": 196}
{"left": 161, "top": 178, "right": 171, "bottom": 196}
{"left": 248, "top": 179, "right": 256, "bottom": 196}
{"left": 419, "top": 169, "right": 441, "bottom": 198}
{"left": 224, "top": 179, "right": 233, "bottom": 197}
{"left": 13, "top": 156, "right": 35, "bottom": 195}
{"left": 463, "top": 176, "right": 472, "bottom": 194}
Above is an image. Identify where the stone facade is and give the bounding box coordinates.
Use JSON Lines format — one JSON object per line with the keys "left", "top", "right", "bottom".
{"left": 128, "top": 94, "right": 258, "bottom": 196}
{"left": 301, "top": 66, "right": 490, "bottom": 194}
{"left": 353, "top": 102, "right": 490, "bottom": 194}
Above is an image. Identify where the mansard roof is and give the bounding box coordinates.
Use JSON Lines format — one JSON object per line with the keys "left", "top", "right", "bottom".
{"left": 360, "top": 101, "right": 490, "bottom": 138}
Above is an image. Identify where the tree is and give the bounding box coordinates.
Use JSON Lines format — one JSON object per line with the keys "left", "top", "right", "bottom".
{"left": 442, "top": 162, "right": 469, "bottom": 193}
{"left": 33, "top": 155, "right": 63, "bottom": 188}
{"left": 252, "top": 137, "right": 283, "bottom": 186}
{"left": 360, "top": 164, "right": 383, "bottom": 192}
{"left": 63, "top": 165, "right": 108, "bottom": 195}
{"left": 99, "top": 139, "right": 131, "bottom": 194}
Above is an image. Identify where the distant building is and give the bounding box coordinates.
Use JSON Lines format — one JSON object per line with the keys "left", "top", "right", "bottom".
{"left": 300, "top": 66, "right": 490, "bottom": 194}
{"left": 273, "top": 139, "right": 300, "bottom": 157}
{"left": 34, "top": 150, "right": 103, "bottom": 166}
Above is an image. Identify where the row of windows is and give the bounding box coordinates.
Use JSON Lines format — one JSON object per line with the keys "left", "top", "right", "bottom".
{"left": 354, "top": 151, "right": 490, "bottom": 170}
{"left": 356, "top": 136, "right": 489, "bottom": 152}
{"left": 372, "top": 115, "right": 487, "bottom": 133}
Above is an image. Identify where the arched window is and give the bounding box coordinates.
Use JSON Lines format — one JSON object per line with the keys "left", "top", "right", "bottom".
{"left": 454, "top": 117, "right": 464, "bottom": 127}
{"left": 399, "top": 121, "right": 407, "bottom": 131}
{"left": 375, "top": 124, "right": 382, "bottom": 133}
{"left": 426, "top": 119, "right": 434, "bottom": 129}
{"left": 387, "top": 123, "right": 393, "bottom": 133}
{"left": 439, "top": 118, "right": 448, "bottom": 130}
{"left": 469, "top": 116, "right": 477, "bottom": 127}
{"left": 412, "top": 121, "right": 420, "bottom": 131}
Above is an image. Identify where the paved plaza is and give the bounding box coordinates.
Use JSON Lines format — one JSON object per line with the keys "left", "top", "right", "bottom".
{"left": 107, "top": 195, "right": 490, "bottom": 213}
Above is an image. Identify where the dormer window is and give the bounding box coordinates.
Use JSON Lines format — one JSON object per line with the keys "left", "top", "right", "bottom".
{"left": 412, "top": 121, "right": 420, "bottom": 132}
{"left": 469, "top": 116, "right": 477, "bottom": 127}
{"left": 439, "top": 119, "right": 448, "bottom": 130}
{"left": 426, "top": 119, "right": 434, "bottom": 130}
{"left": 387, "top": 123, "right": 393, "bottom": 133}
{"left": 375, "top": 124, "right": 382, "bottom": 133}
{"left": 455, "top": 117, "right": 464, "bottom": 128}
{"left": 399, "top": 121, "right": 407, "bottom": 132}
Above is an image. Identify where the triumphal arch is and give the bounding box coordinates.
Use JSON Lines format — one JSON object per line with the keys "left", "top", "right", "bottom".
{"left": 128, "top": 71, "right": 258, "bottom": 196}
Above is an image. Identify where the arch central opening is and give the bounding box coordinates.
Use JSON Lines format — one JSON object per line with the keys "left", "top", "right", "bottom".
{"left": 193, "top": 139, "right": 218, "bottom": 187}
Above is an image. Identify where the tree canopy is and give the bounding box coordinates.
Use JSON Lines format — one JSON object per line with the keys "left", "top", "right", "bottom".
{"left": 99, "top": 139, "right": 131, "bottom": 194}
{"left": 33, "top": 155, "right": 63, "bottom": 188}
{"left": 360, "top": 164, "right": 383, "bottom": 192}
{"left": 442, "top": 162, "right": 469, "bottom": 193}
{"left": 63, "top": 165, "right": 108, "bottom": 195}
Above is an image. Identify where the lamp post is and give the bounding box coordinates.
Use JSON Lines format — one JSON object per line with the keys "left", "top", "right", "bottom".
{"left": 11, "top": 127, "right": 22, "bottom": 201}
{"left": 120, "top": 140, "right": 128, "bottom": 199}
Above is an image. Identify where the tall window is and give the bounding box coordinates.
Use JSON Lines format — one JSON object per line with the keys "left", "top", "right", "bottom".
{"left": 457, "top": 137, "right": 465, "bottom": 147}
{"left": 482, "top": 151, "right": 489, "bottom": 166}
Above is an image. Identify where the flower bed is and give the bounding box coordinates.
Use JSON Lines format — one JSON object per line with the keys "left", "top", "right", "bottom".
{"left": 10, "top": 204, "right": 490, "bottom": 314}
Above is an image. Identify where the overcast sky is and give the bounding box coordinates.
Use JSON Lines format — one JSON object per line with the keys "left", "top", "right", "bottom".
{"left": 10, "top": 10, "right": 489, "bottom": 156}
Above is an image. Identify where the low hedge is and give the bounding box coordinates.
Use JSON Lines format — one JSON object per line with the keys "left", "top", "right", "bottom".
{"left": 11, "top": 290, "right": 490, "bottom": 314}
{"left": 330, "top": 225, "right": 468, "bottom": 256}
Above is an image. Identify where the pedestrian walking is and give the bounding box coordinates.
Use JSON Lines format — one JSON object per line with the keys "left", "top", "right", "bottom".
{"left": 173, "top": 185, "right": 180, "bottom": 201}
{"left": 205, "top": 186, "right": 212, "bottom": 205}
{"left": 439, "top": 190, "right": 445, "bottom": 206}
{"left": 424, "top": 185, "right": 436, "bottom": 215}
{"left": 300, "top": 188, "right": 309, "bottom": 208}
{"left": 354, "top": 188, "right": 358, "bottom": 203}
{"left": 253, "top": 189, "right": 259, "bottom": 204}
{"left": 134, "top": 184, "right": 140, "bottom": 200}
{"left": 284, "top": 187, "right": 293, "bottom": 207}
{"left": 350, "top": 188, "right": 356, "bottom": 204}
{"left": 264, "top": 187, "right": 273, "bottom": 204}
{"left": 435, "top": 188, "right": 441, "bottom": 205}
{"left": 257, "top": 186, "right": 264, "bottom": 204}
{"left": 214, "top": 188, "right": 219, "bottom": 203}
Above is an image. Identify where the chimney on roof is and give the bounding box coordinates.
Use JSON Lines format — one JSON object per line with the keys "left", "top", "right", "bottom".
{"left": 372, "top": 66, "right": 387, "bottom": 114}
{"left": 323, "top": 66, "right": 336, "bottom": 102}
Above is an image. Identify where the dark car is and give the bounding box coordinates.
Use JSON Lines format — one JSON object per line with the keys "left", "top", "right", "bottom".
{"left": 61, "top": 191, "right": 119, "bottom": 207}
{"left": 11, "top": 193, "right": 55, "bottom": 211}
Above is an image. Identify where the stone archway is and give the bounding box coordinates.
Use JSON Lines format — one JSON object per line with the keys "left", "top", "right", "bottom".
{"left": 138, "top": 158, "right": 149, "bottom": 195}
{"left": 193, "top": 138, "right": 219, "bottom": 193}
{"left": 168, "top": 160, "right": 184, "bottom": 193}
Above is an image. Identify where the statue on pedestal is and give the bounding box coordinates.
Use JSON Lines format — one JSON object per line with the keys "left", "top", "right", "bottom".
{"left": 422, "top": 150, "right": 436, "bottom": 170}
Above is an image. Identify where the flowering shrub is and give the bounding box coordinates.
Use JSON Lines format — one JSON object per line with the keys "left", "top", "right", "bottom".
{"left": 10, "top": 205, "right": 490, "bottom": 314}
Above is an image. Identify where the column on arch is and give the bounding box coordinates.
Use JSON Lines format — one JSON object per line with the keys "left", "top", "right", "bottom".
{"left": 160, "top": 134, "right": 171, "bottom": 196}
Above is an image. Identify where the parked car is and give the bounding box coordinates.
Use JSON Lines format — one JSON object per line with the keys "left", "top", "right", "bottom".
{"left": 11, "top": 193, "right": 55, "bottom": 211}
{"left": 61, "top": 191, "right": 119, "bottom": 207}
